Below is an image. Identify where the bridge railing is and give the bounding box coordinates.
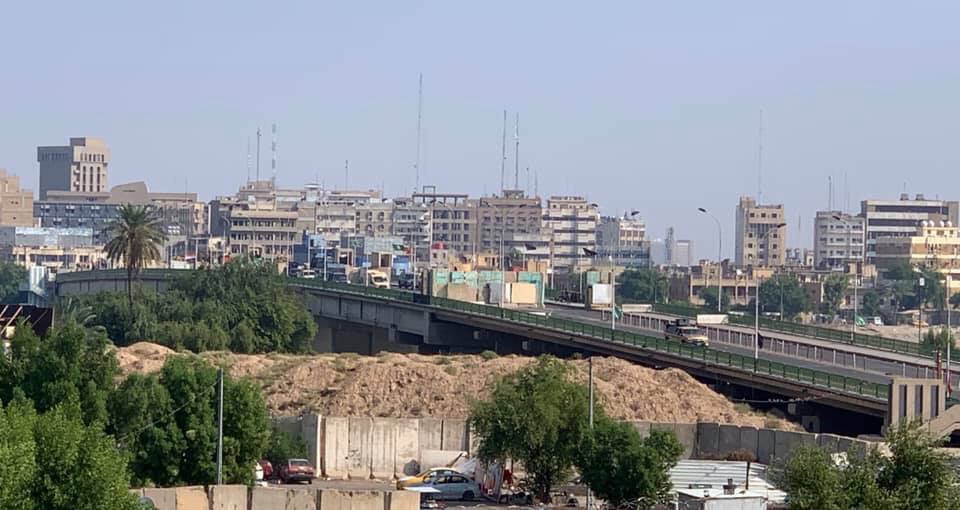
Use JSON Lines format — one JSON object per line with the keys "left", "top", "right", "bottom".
{"left": 652, "top": 303, "right": 932, "bottom": 359}
{"left": 426, "top": 297, "right": 889, "bottom": 401}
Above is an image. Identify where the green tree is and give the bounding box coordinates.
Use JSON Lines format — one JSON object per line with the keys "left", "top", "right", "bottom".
{"left": 0, "top": 400, "right": 140, "bottom": 510}
{"left": 0, "top": 261, "right": 27, "bottom": 303}
{"left": 577, "top": 418, "right": 683, "bottom": 508}
{"left": 884, "top": 260, "right": 916, "bottom": 281}
{"left": 103, "top": 204, "right": 167, "bottom": 309}
{"left": 922, "top": 327, "right": 955, "bottom": 355}
{"left": 861, "top": 290, "right": 882, "bottom": 318}
{"left": 264, "top": 426, "right": 308, "bottom": 468}
{"left": 759, "top": 274, "right": 810, "bottom": 318}
{"left": 0, "top": 322, "right": 117, "bottom": 426}
{"left": 619, "top": 269, "right": 668, "bottom": 304}
{"left": 778, "top": 421, "right": 960, "bottom": 510}
{"left": 950, "top": 292, "right": 960, "bottom": 309}
{"left": 699, "top": 287, "right": 729, "bottom": 311}
{"left": 110, "top": 356, "right": 270, "bottom": 486}
{"left": 470, "top": 357, "right": 591, "bottom": 502}
{"left": 820, "top": 274, "right": 848, "bottom": 317}
{"left": 917, "top": 267, "right": 946, "bottom": 310}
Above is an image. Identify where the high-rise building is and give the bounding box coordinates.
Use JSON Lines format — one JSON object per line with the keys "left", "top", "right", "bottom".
{"left": 412, "top": 188, "right": 476, "bottom": 257}
{"left": 596, "top": 214, "right": 648, "bottom": 267}
{"left": 735, "top": 196, "right": 787, "bottom": 267}
{"left": 0, "top": 169, "right": 35, "bottom": 227}
{"left": 861, "top": 194, "right": 959, "bottom": 264}
{"left": 813, "top": 210, "right": 865, "bottom": 269}
{"left": 673, "top": 239, "right": 694, "bottom": 266}
{"left": 36, "top": 137, "right": 110, "bottom": 199}
{"left": 875, "top": 221, "right": 960, "bottom": 295}
{"left": 543, "top": 196, "right": 599, "bottom": 271}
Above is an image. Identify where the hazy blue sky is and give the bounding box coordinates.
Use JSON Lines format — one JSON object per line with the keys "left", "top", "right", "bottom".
{"left": 3, "top": 1, "right": 960, "bottom": 259}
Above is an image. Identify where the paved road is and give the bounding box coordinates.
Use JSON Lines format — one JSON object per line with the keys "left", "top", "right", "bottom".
{"left": 546, "top": 306, "right": 892, "bottom": 384}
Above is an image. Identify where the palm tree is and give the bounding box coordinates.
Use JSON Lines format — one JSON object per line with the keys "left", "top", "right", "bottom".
{"left": 103, "top": 204, "right": 167, "bottom": 308}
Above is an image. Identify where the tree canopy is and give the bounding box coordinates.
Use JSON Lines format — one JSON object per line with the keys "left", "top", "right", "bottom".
{"left": 0, "top": 261, "right": 27, "bottom": 303}
{"left": 778, "top": 422, "right": 960, "bottom": 510}
{"left": 103, "top": 204, "right": 167, "bottom": 307}
{"left": 618, "top": 269, "right": 668, "bottom": 304}
{"left": 471, "top": 356, "right": 682, "bottom": 506}
{"left": 820, "top": 274, "right": 848, "bottom": 317}
{"left": 79, "top": 260, "right": 317, "bottom": 353}
{"left": 699, "top": 286, "right": 729, "bottom": 311}
{"left": 576, "top": 418, "right": 682, "bottom": 508}
{"left": 758, "top": 274, "right": 810, "bottom": 318}
{"left": 108, "top": 356, "right": 270, "bottom": 486}
{"left": 0, "top": 400, "right": 140, "bottom": 510}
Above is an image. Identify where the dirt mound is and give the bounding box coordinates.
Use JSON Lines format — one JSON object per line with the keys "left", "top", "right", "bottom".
{"left": 116, "top": 342, "right": 176, "bottom": 376}
{"left": 115, "top": 344, "right": 795, "bottom": 429}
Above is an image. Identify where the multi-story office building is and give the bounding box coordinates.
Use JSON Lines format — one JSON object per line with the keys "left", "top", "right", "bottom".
{"left": 476, "top": 190, "right": 543, "bottom": 254}
{"left": 0, "top": 169, "right": 35, "bottom": 226}
{"left": 543, "top": 196, "right": 599, "bottom": 271}
{"left": 813, "top": 211, "right": 865, "bottom": 269}
{"left": 596, "top": 215, "right": 648, "bottom": 267}
{"left": 875, "top": 220, "right": 960, "bottom": 294}
{"left": 221, "top": 205, "right": 299, "bottom": 266}
{"left": 735, "top": 196, "right": 787, "bottom": 267}
{"left": 413, "top": 188, "right": 476, "bottom": 258}
{"left": 36, "top": 182, "right": 206, "bottom": 244}
{"left": 861, "top": 194, "right": 959, "bottom": 264}
{"left": 36, "top": 137, "right": 110, "bottom": 199}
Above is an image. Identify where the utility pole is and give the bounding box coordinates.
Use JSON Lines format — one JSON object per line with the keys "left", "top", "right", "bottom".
{"left": 255, "top": 127, "right": 261, "bottom": 182}
{"left": 216, "top": 367, "right": 224, "bottom": 485}
{"left": 586, "top": 357, "right": 594, "bottom": 510}
{"left": 415, "top": 73, "right": 423, "bottom": 192}
{"left": 513, "top": 113, "right": 520, "bottom": 190}
{"left": 500, "top": 110, "right": 507, "bottom": 193}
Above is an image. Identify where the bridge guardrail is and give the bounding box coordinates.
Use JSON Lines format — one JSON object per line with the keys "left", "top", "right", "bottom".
{"left": 290, "top": 279, "right": 888, "bottom": 401}
{"left": 652, "top": 302, "right": 932, "bottom": 359}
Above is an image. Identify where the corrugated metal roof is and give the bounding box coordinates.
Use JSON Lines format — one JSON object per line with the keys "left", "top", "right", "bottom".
{"left": 669, "top": 460, "right": 787, "bottom": 504}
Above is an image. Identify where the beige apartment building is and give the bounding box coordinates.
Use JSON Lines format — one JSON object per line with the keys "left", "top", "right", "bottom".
{"left": 36, "top": 137, "right": 110, "bottom": 199}
{"left": 875, "top": 221, "right": 960, "bottom": 294}
{"left": 476, "top": 190, "right": 543, "bottom": 253}
{"left": 735, "top": 196, "right": 787, "bottom": 267}
{"left": 0, "top": 169, "right": 35, "bottom": 227}
{"left": 543, "top": 196, "right": 599, "bottom": 271}
{"left": 413, "top": 188, "right": 476, "bottom": 257}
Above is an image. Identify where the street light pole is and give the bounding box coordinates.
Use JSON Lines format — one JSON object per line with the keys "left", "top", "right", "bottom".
{"left": 753, "top": 224, "right": 785, "bottom": 360}
{"left": 698, "top": 208, "right": 723, "bottom": 312}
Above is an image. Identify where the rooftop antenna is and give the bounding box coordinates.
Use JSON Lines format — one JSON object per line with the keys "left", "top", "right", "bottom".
{"left": 828, "top": 176, "right": 833, "bottom": 210}
{"left": 534, "top": 169, "right": 539, "bottom": 198}
{"left": 526, "top": 166, "right": 530, "bottom": 195}
{"left": 514, "top": 113, "right": 520, "bottom": 190}
{"left": 246, "top": 137, "right": 252, "bottom": 183}
{"left": 271, "top": 123, "right": 278, "bottom": 186}
{"left": 757, "top": 109, "right": 763, "bottom": 202}
{"left": 500, "top": 109, "right": 507, "bottom": 194}
{"left": 414, "top": 73, "right": 423, "bottom": 193}
{"left": 344, "top": 159, "right": 349, "bottom": 191}
{"left": 256, "top": 127, "right": 262, "bottom": 182}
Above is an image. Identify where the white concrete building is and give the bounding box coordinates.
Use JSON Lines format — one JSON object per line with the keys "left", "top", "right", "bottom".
{"left": 814, "top": 210, "right": 865, "bottom": 270}
{"left": 543, "top": 196, "right": 599, "bottom": 271}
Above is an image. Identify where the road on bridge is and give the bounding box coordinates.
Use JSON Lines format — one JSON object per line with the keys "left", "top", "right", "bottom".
{"left": 546, "top": 306, "right": 892, "bottom": 385}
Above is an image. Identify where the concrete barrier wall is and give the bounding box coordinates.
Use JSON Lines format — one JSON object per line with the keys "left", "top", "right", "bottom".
{"left": 282, "top": 415, "right": 877, "bottom": 480}
{"left": 141, "top": 487, "right": 417, "bottom": 510}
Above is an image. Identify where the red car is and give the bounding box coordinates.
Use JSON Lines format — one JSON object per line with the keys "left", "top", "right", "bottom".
{"left": 278, "top": 458, "right": 316, "bottom": 484}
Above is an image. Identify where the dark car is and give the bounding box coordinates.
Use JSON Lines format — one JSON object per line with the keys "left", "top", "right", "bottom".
{"left": 278, "top": 458, "right": 316, "bottom": 484}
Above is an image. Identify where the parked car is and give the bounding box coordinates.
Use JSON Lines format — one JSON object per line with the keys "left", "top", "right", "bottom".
{"left": 397, "top": 467, "right": 462, "bottom": 489}
{"left": 258, "top": 459, "right": 274, "bottom": 480}
{"left": 277, "top": 458, "right": 316, "bottom": 484}
{"left": 407, "top": 473, "right": 481, "bottom": 501}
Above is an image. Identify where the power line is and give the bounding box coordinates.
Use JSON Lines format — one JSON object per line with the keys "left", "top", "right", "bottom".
{"left": 115, "top": 381, "right": 217, "bottom": 446}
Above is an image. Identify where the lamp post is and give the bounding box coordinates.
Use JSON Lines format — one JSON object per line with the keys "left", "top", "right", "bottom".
{"left": 754, "top": 223, "right": 786, "bottom": 360}
{"left": 833, "top": 215, "right": 858, "bottom": 342}
{"left": 698, "top": 208, "right": 723, "bottom": 312}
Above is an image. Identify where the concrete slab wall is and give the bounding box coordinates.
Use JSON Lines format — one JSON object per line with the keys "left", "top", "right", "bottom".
{"left": 176, "top": 486, "right": 209, "bottom": 509}
{"left": 323, "top": 417, "right": 350, "bottom": 479}
{"left": 348, "top": 417, "right": 374, "bottom": 479}
{"left": 696, "top": 422, "right": 719, "bottom": 458}
{"left": 303, "top": 414, "right": 322, "bottom": 468}
{"left": 209, "top": 485, "right": 248, "bottom": 510}
{"left": 395, "top": 418, "right": 420, "bottom": 477}
{"left": 718, "top": 425, "right": 741, "bottom": 457}
{"left": 418, "top": 418, "right": 443, "bottom": 451}
{"left": 319, "top": 490, "right": 387, "bottom": 510}
{"left": 142, "top": 488, "right": 176, "bottom": 510}
{"left": 385, "top": 490, "right": 420, "bottom": 510}
{"left": 441, "top": 419, "right": 468, "bottom": 451}
{"left": 284, "top": 488, "right": 318, "bottom": 510}
{"left": 251, "top": 487, "right": 289, "bottom": 509}
{"left": 371, "top": 418, "right": 397, "bottom": 479}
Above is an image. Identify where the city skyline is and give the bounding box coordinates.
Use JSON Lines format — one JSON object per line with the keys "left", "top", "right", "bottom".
{"left": 4, "top": 2, "right": 960, "bottom": 258}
